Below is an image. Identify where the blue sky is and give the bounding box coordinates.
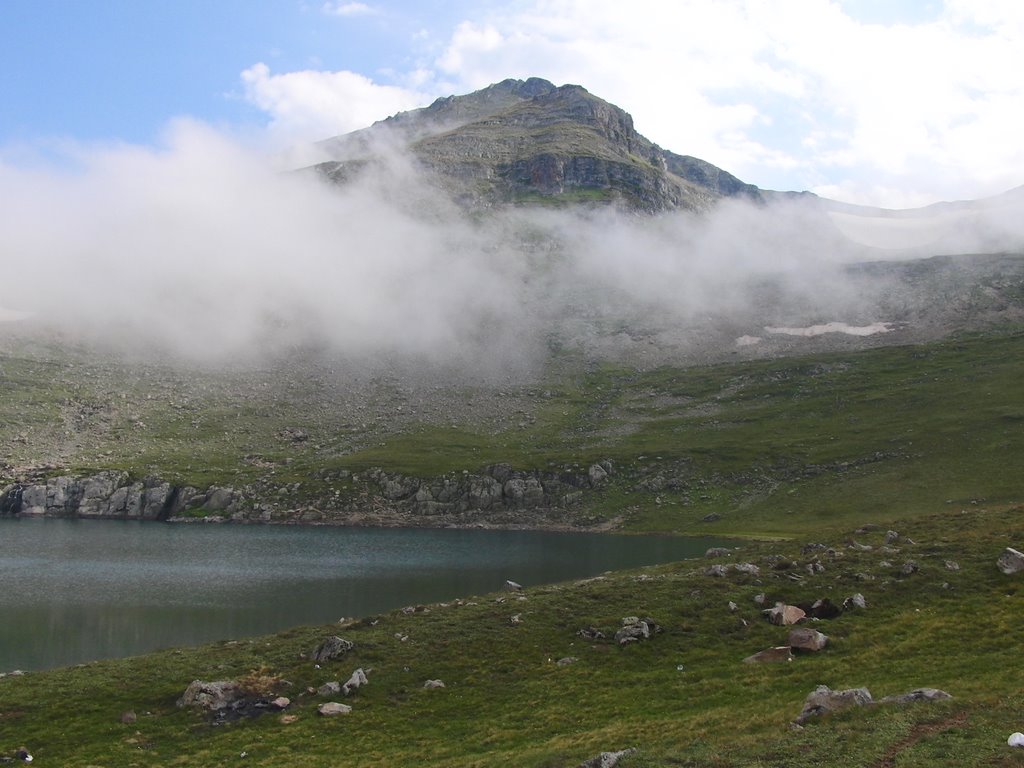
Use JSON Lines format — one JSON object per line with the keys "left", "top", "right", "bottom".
{"left": 2, "top": 0, "right": 1022, "bottom": 205}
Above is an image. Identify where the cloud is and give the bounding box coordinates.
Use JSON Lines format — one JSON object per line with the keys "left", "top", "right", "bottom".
{"left": 322, "top": 2, "right": 376, "bottom": 17}
{"left": 240, "top": 63, "right": 425, "bottom": 144}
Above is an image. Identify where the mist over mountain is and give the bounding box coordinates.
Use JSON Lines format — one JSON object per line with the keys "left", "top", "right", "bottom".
{"left": 1, "top": 78, "right": 1023, "bottom": 374}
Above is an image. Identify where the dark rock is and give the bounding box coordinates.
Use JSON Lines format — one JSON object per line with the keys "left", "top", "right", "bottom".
{"left": 701, "top": 513, "right": 721, "bottom": 522}
{"left": 177, "top": 680, "right": 244, "bottom": 711}
{"left": 311, "top": 636, "right": 355, "bottom": 663}
{"left": 800, "top": 598, "right": 842, "bottom": 620}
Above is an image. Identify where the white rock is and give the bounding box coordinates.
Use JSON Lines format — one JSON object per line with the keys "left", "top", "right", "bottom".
{"left": 1009, "top": 732, "right": 1024, "bottom": 747}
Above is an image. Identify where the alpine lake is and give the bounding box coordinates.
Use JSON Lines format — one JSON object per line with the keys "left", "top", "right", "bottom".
{"left": 0, "top": 518, "right": 730, "bottom": 671}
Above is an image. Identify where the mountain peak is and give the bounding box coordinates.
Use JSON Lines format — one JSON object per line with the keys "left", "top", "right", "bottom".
{"left": 315, "top": 78, "right": 760, "bottom": 212}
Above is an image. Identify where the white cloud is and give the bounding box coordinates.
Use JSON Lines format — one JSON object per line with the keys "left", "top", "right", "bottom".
{"left": 240, "top": 63, "right": 425, "bottom": 142}
{"left": 322, "top": 2, "right": 375, "bottom": 17}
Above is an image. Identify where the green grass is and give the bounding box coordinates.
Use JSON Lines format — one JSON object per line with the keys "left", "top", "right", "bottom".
{"left": 3, "top": 504, "right": 1024, "bottom": 766}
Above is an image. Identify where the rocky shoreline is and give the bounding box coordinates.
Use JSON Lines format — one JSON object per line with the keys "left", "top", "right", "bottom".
{"left": 0, "top": 460, "right": 620, "bottom": 533}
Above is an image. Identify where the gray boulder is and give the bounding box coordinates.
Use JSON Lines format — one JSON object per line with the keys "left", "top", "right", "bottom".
{"left": 763, "top": 603, "right": 806, "bottom": 626}
{"left": 423, "top": 679, "right": 446, "bottom": 689}
{"left": 787, "top": 628, "right": 829, "bottom": 652}
{"left": 342, "top": 668, "right": 368, "bottom": 696}
{"left": 878, "top": 688, "right": 952, "bottom": 705}
{"left": 312, "top": 636, "right": 355, "bottom": 663}
{"left": 318, "top": 702, "right": 352, "bottom": 716}
{"left": 176, "top": 680, "right": 244, "bottom": 711}
{"left": 795, "top": 685, "right": 873, "bottom": 724}
{"left": 577, "top": 748, "right": 636, "bottom": 768}
{"left": 997, "top": 547, "right": 1024, "bottom": 575}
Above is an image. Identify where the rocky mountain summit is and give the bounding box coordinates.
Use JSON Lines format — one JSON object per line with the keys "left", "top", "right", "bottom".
{"left": 314, "top": 77, "right": 760, "bottom": 211}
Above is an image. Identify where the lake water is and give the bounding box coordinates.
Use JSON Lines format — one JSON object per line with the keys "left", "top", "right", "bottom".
{"left": 0, "top": 518, "right": 729, "bottom": 671}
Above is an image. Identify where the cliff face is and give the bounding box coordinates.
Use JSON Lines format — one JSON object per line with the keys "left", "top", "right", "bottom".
{"left": 314, "top": 78, "right": 762, "bottom": 213}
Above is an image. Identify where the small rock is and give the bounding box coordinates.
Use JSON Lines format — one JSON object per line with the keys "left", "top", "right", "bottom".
{"left": 342, "top": 668, "right": 368, "bottom": 696}
{"left": 176, "top": 680, "right": 244, "bottom": 711}
{"left": 753, "top": 593, "right": 766, "bottom": 605}
{"left": 1009, "top": 732, "right": 1024, "bottom": 747}
{"left": 802, "top": 598, "right": 842, "bottom": 620}
{"left": 318, "top": 702, "right": 352, "bottom": 716}
{"left": 556, "top": 657, "right": 578, "bottom": 667}
{"left": 504, "top": 580, "right": 523, "bottom": 591}
{"left": 317, "top": 681, "right": 341, "bottom": 697}
{"left": 120, "top": 710, "right": 137, "bottom": 724}
{"left": 510, "top": 614, "right": 522, "bottom": 625}
{"left": 997, "top": 547, "right": 1024, "bottom": 575}
{"left": 795, "top": 685, "right": 873, "bottom": 724}
{"left": 271, "top": 696, "right": 290, "bottom": 709}
{"left": 577, "top": 627, "right": 605, "bottom": 640}
{"left": 704, "top": 564, "right": 729, "bottom": 577}
{"left": 901, "top": 560, "right": 920, "bottom": 576}
{"left": 423, "top": 679, "right": 446, "bottom": 689}
{"left": 884, "top": 530, "right": 900, "bottom": 545}
{"left": 576, "top": 747, "right": 637, "bottom": 768}
{"left": 787, "top": 627, "right": 829, "bottom": 652}
{"left": 843, "top": 593, "right": 867, "bottom": 610}
{"left": 763, "top": 603, "right": 806, "bottom": 626}
{"left": 878, "top": 688, "right": 952, "bottom": 705}
{"left": 15, "top": 747, "right": 32, "bottom": 763}
{"left": 734, "top": 562, "right": 760, "bottom": 576}
{"left": 945, "top": 560, "right": 960, "bottom": 571}
{"left": 705, "top": 547, "right": 732, "bottom": 558}
{"left": 311, "top": 636, "right": 355, "bottom": 663}
{"left": 728, "top": 601, "right": 738, "bottom": 612}
{"left": 743, "top": 646, "right": 793, "bottom": 663}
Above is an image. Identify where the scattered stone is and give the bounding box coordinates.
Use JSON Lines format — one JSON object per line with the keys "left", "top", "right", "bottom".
{"left": 318, "top": 702, "right": 352, "bottom": 716}
{"left": 802, "top": 543, "right": 827, "bottom": 554}
{"left": 763, "top": 603, "right": 806, "bottom": 626}
{"left": 728, "top": 601, "right": 738, "bottom": 612}
{"left": 843, "top": 593, "right": 867, "bottom": 610}
{"left": 743, "top": 646, "right": 794, "bottom": 663}
{"left": 753, "top": 593, "right": 767, "bottom": 606}
{"left": 1009, "top": 732, "right": 1024, "bottom": 747}
{"left": 279, "top": 714, "right": 299, "bottom": 724}
{"left": 317, "top": 681, "right": 342, "bottom": 697}
{"left": 504, "top": 580, "right": 523, "bottom": 591}
{"left": 997, "top": 547, "right": 1024, "bottom": 575}
{"left": 120, "top": 710, "right": 137, "bottom": 724}
{"left": 510, "top": 614, "right": 523, "bottom": 625}
{"left": 271, "top": 697, "right": 290, "bottom": 709}
{"left": 734, "top": 562, "right": 761, "bottom": 576}
{"left": 342, "top": 668, "right": 368, "bottom": 696}
{"left": 15, "top": 748, "right": 31, "bottom": 763}
{"left": 945, "top": 560, "right": 960, "bottom": 571}
{"left": 801, "top": 598, "right": 842, "bottom": 620}
{"left": 576, "top": 748, "right": 637, "bottom": 768}
{"left": 614, "top": 616, "right": 661, "bottom": 645}
{"left": 423, "top": 679, "right": 446, "bottom": 689}
{"left": 806, "top": 562, "right": 825, "bottom": 575}
{"left": 884, "top": 530, "right": 900, "bottom": 545}
{"left": 176, "top": 680, "right": 244, "bottom": 711}
{"left": 556, "top": 657, "right": 578, "bottom": 667}
{"left": 901, "top": 560, "right": 920, "bottom": 576}
{"left": 787, "top": 628, "right": 829, "bottom": 652}
{"left": 704, "top": 564, "right": 729, "bottom": 577}
{"left": 577, "top": 627, "right": 605, "bottom": 641}
{"left": 705, "top": 547, "right": 732, "bottom": 558}
{"left": 878, "top": 688, "right": 952, "bottom": 705}
{"left": 795, "top": 685, "right": 873, "bottom": 724}
{"left": 311, "top": 636, "right": 355, "bottom": 663}
{"left": 847, "top": 540, "right": 873, "bottom": 551}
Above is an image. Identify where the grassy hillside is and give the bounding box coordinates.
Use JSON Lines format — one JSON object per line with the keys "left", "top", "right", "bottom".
{"left": 3, "top": 326, "right": 1023, "bottom": 535}
{"left": 2, "top": 504, "right": 1023, "bottom": 766}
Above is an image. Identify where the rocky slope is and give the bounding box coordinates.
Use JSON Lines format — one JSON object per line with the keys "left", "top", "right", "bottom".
{"left": 314, "top": 77, "right": 760, "bottom": 212}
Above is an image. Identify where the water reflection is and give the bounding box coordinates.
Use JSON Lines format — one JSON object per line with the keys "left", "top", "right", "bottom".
{"left": 0, "top": 518, "right": 728, "bottom": 670}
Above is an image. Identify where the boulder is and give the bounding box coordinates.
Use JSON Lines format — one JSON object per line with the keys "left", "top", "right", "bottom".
{"left": 704, "top": 564, "right": 729, "bottom": 577}
{"left": 763, "top": 603, "right": 806, "bottom": 626}
{"left": 878, "top": 688, "right": 952, "bottom": 705}
{"left": 787, "top": 628, "right": 829, "bottom": 652}
{"left": 801, "top": 598, "right": 842, "bottom": 620}
{"left": 843, "top": 593, "right": 867, "bottom": 610}
{"left": 317, "top": 681, "right": 341, "bottom": 697}
{"left": 734, "top": 562, "right": 760, "bottom": 576}
{"left": 743, "top": 646, "right": 793, "bottom": 664}
{"left": 997, "top": 547, "right": 1024, "bottom": 575}
{"left": 705, "top": 547, "right": 732, "bottom": 558}
{"left": 312, "top": 636, "right": 355, "bottom": 663}
{"left": 795, "top": 685, "right": 873, "bottom": 724}
{"left": 615, "top": 616, "right": 660, "bottom": 645}
{"left": 176, "top": 680, "right": 244, "bottom": 711}
{"left": 577, "top": 748, "right": 636, "bottom": 768}
{"left": 1009, "top": 732, "right": 1024, "bottom": 747}
{"left": 271, "top": 697, "right": 291, "bottom": 709}
{"left": 342, "top": 668, "right": 369, "bottom": 696}
{"left": 318, "top": 702, "right": 352, "bottom": 716}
